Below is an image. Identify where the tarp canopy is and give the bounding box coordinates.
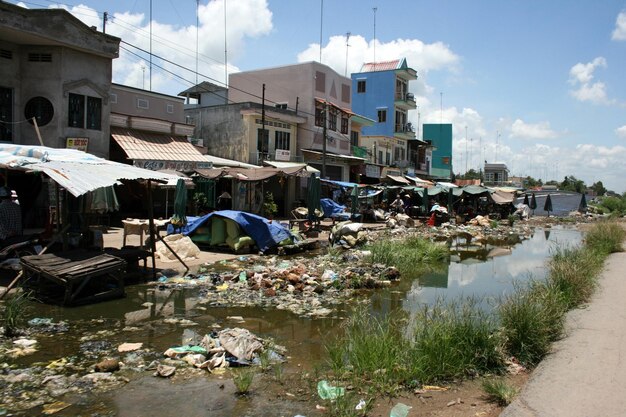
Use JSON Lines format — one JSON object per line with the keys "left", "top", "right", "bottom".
{"left": 490, "top": 189, "right": 516, "bottom": 204}
{"left": 204, "top": 154, "right": 259, "bottom": 169}
{"left": 0, "top": 144, "right": 181, "bottom": 197}
{"left": 263, "top": 161, "right": 320, "bottom": 174}
{"left": 320, "top": 198, "right": 348, "bottom": 218}
{"left": 405, "top": 175, "right": 434, "bottom": 186}
{"left": 321, "top": 179, "right": 359, "bottom": 189}
{"left": 386, "top": 174, "right": 411, "bottom": 184}
{"left": 177, "top": 210, "right": 294, "bottom": 252}
{"left": 194, "top": 165, "right": 311, "bottom": 181}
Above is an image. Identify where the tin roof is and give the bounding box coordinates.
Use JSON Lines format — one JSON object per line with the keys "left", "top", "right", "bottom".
{"left": 111, "top": 127, "right": 207, "bottom": 162}
{"left": 360, "top": 59, "right": 402, "bottom": 72}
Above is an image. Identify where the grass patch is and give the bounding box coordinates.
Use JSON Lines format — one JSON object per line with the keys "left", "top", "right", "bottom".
{"left": 1, "top": 291, "right": 31, "bottom": 337}
{"left": 409, "top": 298, "right": 505, "bottom": 383}
{"left": 368, "top": 235, "right": 448, "bottom": 276}
{"left": 482, "top": 378, "right": 518, "bottom": 406}
{"left": 584, "top": 220, "right": 625, "bottom": 255}
{"left": 231, "top": 367, "right": 255, "bottom": 395}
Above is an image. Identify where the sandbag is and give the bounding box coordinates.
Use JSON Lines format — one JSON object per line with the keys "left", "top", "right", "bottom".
{"left": 210, "top": 217, "right": 226, "bottom": 245}
{"left": 225, "top": 218, "right": 241, "bottom": 239}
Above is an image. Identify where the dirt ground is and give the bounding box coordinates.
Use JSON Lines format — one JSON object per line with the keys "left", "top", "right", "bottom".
{"left": 365, "top": 374, "right": 529, "bottom": 417}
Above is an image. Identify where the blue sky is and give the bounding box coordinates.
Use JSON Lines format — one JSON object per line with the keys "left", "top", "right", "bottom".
{"left": 12, "top": 0, "right": 626, "bottom": 192}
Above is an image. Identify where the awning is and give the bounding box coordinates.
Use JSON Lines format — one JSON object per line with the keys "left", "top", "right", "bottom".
{"left": 405, "top": 175, "right": 434, "bottom": 186}
{"left": 301, "top": 149, "right": 365, "bottom": 164}
{"left": 263, "top": 160, "right": 319, "bottom": 174}
{"left": 111, "top": 126, "right": 208, "bottom": 166}
{"left": 0, "top": 144, "right": 181, "bottom": 197}
{"left": 491, "top": 189, "right": 516, "bottom": 204}
{"left": 195, "top": 166, "right": 310, "bottom": 181}
{"left": 205, "top": 154, "right": 260, "bottom": 169}
{"left": 386, "top": 174, "right": 411, "bottom": 184}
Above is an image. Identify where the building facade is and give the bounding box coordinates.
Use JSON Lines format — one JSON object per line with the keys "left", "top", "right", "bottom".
{"left": 351, "top": 58, "right": 428, "bottom": 179}
{"left": 484, "top": 163, "right": 509, "bottom": 185}
{"left": 227, "top": 61, "right": 366, "bottom": 181}
{"left": 0, "top": 2, "right": 120, "bottom": 157}
{"left": 423, "top": 124, "right": 453, "bottom": 180}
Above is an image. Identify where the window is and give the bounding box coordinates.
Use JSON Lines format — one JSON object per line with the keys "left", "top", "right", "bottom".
{"left": 0, "top": 87, "right": 13, "bottom": 141}
{"left": 341, "top": 84, "right": 351, "bottom": 102}
{"left": 377, "top": 109, "right": 387, "bottom": 123}
{"left": 68, "top": 93, "right": 101, "bottom": 130}
{"left": 386, "top": 152, "right": 391, "bottom": 166}
{"left": 341, "top": 116, "right": 349, "bottom": 134}
{"left": 378, "top": 150, "right": 383, "bottom": 164}
{"left": 315, "top": 71, "right": 326, "bottom": 93}
{"left": 137, "top": 98, "right": 149, "bottom": 109}
{"left": 275, "top": 103, "right": 287, "bottom": 110}
{"left": 328, "top": 110, "right": 337, "bottom": 131}
{"left": 357, "top": 80, "right": 366, "bottom": 93}
{"left": 350, "top": 131, "right": 359, "bottom": 148}
{"left": 275, "top": 131, "right": 290, "bottom": 150}
{"left": 109, "top": 93, "right": 117, "bottom": 104}
{"left": 0, "top": 50, "right": 12, "bottom": 60}
{"left": 166, "top": 104, "right": 174, "bottom": 114}
{"left": 28, "top": 52, "right": 52, "bottom": 62}
{"left": 315, "top": 107, "right": 325, "bottom": 127}
{"left": 257, "top": 128, "right": 269, "bottom": 154}
{"left": 25, "top": 96, "right": 54, "bottom": 127}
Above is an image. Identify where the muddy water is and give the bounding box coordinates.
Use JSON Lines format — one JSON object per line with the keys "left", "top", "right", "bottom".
{"left": 8, "top": 227, "right": 581, "bottom": 416}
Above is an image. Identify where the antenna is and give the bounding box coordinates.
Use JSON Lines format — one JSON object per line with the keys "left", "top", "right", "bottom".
{"left": 440, "top": 92, "right": 443, "bottom": 124}
{"left": 319, "top": 0, "right": 324, "bottom": 63}
{"left": 224, "top": 0, "right": 228, "bottom": 87}
{"left": 195, "top": 0, "right": 199, "bottom": 85}
{"left": 465, "top": 126, "right": 468, "bottom": 174}
{"left": 149, "top": 0, "right": 152, "bottom": 91}
{"left": 372, "top": 7, "right": 377, "bottom": 62}
{"left": 344, "top": 32, "right": 351, "bottom": 76}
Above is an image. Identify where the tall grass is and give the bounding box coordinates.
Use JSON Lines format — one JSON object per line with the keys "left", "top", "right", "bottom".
{"left": 482, "top": 378, "right": 518, "bottom": 406}
{"left": 584, "top": 221, "right": 625, "bottom": 255}
{"left": 368, "top": 235, "right": 448, "bottom": 276}
{"left": 408, "top": 298, "right": 504, "bottom": 383}
{"left": 1, "top": 291, "right": 31, "bottom": 337}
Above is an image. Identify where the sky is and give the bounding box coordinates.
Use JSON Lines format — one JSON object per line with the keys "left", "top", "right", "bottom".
{"left": 11, "top": 0, "right": 626, "bottom": 192}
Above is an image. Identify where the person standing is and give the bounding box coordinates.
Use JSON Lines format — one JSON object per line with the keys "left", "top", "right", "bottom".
{"left": 0, "top": 187, "right": 22, "bottom": 242}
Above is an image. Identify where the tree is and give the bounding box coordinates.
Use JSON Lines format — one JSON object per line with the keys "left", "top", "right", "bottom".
{"left": 560, "top": 175, "right": 586, "bottom": 193}
{"left": 459, "top": 169, "right": 481, "bottom": 180}
{"left": 590, "top": 181, "right": 606, "bottom": 196}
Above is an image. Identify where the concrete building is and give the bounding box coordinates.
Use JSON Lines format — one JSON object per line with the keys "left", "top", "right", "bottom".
{"left": 484, "top": 163, "right": 509, "bottom": 185}
{"left": 351, "top": 58, "right": 429, "bottom": 179}
{"left": 423, "top": 124, "right": 453, "bottom": 180}
{"left": 0, "top": 2, "right": 120, "bottom": 157}
{"left": 227, "top": 61, "right": 368, "bottom": 182}
{"left": 108, "top": 84, "right": 207, "bottom": 172}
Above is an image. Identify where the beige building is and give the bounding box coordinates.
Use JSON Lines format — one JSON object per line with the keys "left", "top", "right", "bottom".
{"left": 228, "top": 62, "right": 368, "bottom": 181}
{"left": 0, "top": 2, "right": 119, "bottom": 157}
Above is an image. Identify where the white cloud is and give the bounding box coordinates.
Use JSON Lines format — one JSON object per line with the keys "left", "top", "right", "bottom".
{"left": 616, "top": 125, "right": 626, "bottom": 139}
{"left": 510, "top": 119, "right": 559, "bottom": 140}
{"left": 568, "top": 57, "right": 612, "bottom": 105}
{"left": 612, "top": 11, "right": 626, "bottom": 40}
{"left": 63, "top": 0, "right": 273, "bottom": 94}
{"left": 297, "top": 36, "right": 460, "bottom": 102}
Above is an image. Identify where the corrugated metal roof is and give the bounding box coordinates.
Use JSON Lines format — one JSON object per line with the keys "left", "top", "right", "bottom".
{"left": 360, "top": 59, "right": 401, "bottom": 72}
{"left": 111, "top": 127, "right": 207, "bottom": 162}
{"left": 0, "top": 144, "right": 181, "bottom": 197}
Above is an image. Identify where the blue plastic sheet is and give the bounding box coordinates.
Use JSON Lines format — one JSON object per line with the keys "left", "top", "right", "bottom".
{"left": 169, "top": 210, "right": 295, "bottom": 252}
{"left": 320, "top": 198, "right": 350, "bottom": 220}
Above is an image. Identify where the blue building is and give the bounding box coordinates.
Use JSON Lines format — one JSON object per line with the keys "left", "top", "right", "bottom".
{"left": 351, "top": 58, "right": 430, "bottom": 179}
{"left": 422, "top": 123, "right": 453, "bottom": 180}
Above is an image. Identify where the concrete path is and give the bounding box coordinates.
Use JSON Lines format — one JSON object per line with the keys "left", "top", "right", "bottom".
{"left": 500, "top": 247, "right": 626, "bottom": 417}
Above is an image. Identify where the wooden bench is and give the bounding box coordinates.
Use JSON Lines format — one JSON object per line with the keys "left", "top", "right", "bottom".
{"left": 21, "top": 251, "right": 126, "bottom": 306}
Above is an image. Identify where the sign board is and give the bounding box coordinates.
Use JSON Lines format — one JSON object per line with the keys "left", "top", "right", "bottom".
{"left": 365, "top": 164, "right": 380, "bottom": 179}
{"left": 275, "top": 149, "right": 291, "bottom": 161}
{"left": 66, "top": 137, "right": 88, "bottom": 151}
{"left": 134, "top": 160, "right": 201, "bottom": 171}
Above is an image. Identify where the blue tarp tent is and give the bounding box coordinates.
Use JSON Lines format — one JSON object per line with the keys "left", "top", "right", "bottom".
{"left": 320, "top": 198, "right": 350, "bottom": 220}
{"left": 169, "top": 210, "right": 294, "bottom": 252}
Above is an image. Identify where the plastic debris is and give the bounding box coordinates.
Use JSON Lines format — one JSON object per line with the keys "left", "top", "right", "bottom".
{"left": 118, "top": 342, "right": 143, "bottom": 352}
{"left": 154, "top": 364, "right": 176, "bottom": 378}
{"left": 317, "top": 380, "right": 345, "bottom": 400}
{"left": 390, "top": 403, "right": 412, "bottom": 417}
{"left": 238, "top": 271, "right": 247, "bottom": 282}
{"left": 42, "top": 401, "right": 70, "bottom": 415}
{"left": 356, "top": 399, "right": 366, "bottom": 410}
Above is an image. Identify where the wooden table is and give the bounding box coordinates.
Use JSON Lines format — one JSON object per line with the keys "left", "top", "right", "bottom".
{"left": 21, "top": 251, "right": 127, "bottom": 306}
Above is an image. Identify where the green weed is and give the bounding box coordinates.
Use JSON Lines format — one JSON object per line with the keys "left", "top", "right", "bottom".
{"left": 482, "top": 378, "right": 518, "bottom": 406}
{"left": 1, "top": 291, "right": 31, "bottom": 337}
{"left": 231, "top": 367, "right": 255, "bottom": 395}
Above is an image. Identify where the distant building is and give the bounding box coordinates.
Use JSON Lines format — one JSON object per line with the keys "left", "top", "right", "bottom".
{"left": 423, "top": 124, "right": 452, "bottom": 180}
{"left": 227, "top": 61, "right": 369, "bottom": 182}
{"left": 484, "top": 163, "right": 509, "bottom": 185}
{"left": 0, "top": 2, "right": 120, "bottom": 157}
{"left": 351, "top": 58, "right": 430, "bottom": 179}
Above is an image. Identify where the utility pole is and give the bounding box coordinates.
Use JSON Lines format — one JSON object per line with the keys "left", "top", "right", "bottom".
{"left": 103, "top": 12, "right": 108, "bottom": 33}
{"left": 322, "top": 102, "right": 327, "bottom": 179}
{"left": 261, "top": 84, "right": 266, "bottom": 163}
{"left": 344, "top": 32, "right": 351, "bottom": 76}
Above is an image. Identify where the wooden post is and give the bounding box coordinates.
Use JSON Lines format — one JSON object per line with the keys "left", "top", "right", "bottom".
{"left": 146, "top": 180, "right": 157, "bottom": 281}
{"left": 32, "top": 118, "right": 44, "bottom": 146}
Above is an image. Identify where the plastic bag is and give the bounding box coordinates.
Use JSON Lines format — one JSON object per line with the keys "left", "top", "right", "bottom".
{"left": 317, "top": 380, "right": 345, "bottom": 400}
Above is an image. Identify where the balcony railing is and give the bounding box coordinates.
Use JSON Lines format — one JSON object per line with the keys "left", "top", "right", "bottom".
{"left": 395, "top": 123, "right": 415, "bottom": 133}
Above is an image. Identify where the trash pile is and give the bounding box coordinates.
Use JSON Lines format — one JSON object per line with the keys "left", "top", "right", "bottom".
{"left": 156, "top": 327, "right": 284, "bottom": 377}
{"left": 160, "top": 254, "right": 401, "bottom": 317}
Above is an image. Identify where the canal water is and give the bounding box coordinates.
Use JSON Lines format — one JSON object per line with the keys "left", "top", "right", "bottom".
{"left": 8, "top": 226, "right": 581, "bottom": 416}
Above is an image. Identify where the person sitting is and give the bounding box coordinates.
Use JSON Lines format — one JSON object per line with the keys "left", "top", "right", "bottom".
{"left": 390, "top": 194, "right": 405, "bottom": 214}
{"left": 0, "top": 186, "right": 22, "bottom": 243}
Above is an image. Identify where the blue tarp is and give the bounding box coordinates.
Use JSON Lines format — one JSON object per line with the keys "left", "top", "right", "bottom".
{"left": 169, "top": 210, "right": 294, "bottom": 252}
{"left": 321, "top": 179, "right": 359, "bottom": 189}
{"left": 320, "top": 198, "right": 350, "bottom": 220}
